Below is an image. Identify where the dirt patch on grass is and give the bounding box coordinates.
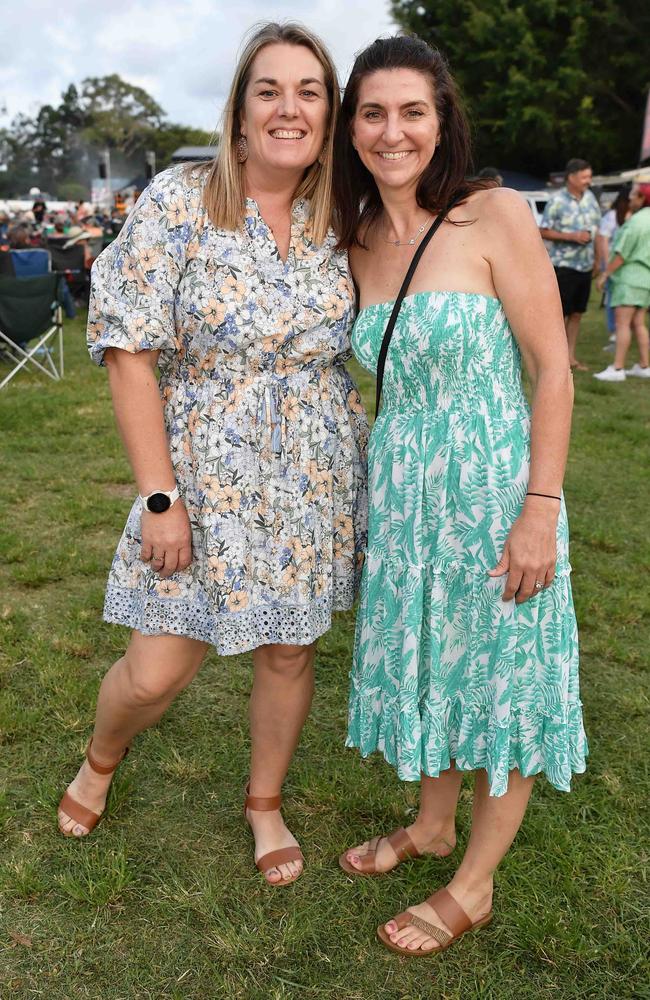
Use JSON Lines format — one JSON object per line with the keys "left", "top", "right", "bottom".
{"left": 103, "top": 483, "right": 135, "bottom": 499}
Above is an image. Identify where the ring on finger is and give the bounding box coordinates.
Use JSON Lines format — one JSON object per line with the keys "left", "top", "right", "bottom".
{"left": 152, "top": 553, "right": 165, "bottom": 564}
{"left": 534, "top": 580, "right": 544, "bottom": 591}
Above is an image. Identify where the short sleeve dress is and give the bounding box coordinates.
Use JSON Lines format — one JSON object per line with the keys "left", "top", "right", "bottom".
{"left": 87, "top": 165, "right": 369, "bottom": 655}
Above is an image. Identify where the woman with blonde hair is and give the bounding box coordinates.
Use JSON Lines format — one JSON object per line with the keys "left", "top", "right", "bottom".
{"left": 58, "top": 21, "right": 368, "bottom": 887}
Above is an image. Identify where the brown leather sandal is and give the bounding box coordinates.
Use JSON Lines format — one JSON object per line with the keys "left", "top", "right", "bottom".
{"left": 338, "top": 827, "right": 429, "bottom": 876}
{"left": 58, "top": 738, "right": 129, "bottom": 837}
{"left": 377, "top": 887, "right": 493, "bottom": 957}
{"left": 244, "top": 783, "right": 304, "bottom": 886}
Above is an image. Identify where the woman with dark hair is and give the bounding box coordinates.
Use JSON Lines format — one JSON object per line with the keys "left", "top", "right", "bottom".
{"left": 594, "top": 183, "right": 650, "bottom": 380}
{"left": 333, "top": 35, "right": 587, "bottom": 956}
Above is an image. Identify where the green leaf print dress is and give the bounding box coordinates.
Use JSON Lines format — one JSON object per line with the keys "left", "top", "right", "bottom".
{"left": 346, "top": 290, "right": 588, "bottom": 797}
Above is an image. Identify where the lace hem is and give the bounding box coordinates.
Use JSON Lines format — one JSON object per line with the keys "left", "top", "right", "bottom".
{"left": 346, "top": 690, "right": 588, "bottom": 797}
{"left": 103, "top": 582, "right": 355, "bottom": 655}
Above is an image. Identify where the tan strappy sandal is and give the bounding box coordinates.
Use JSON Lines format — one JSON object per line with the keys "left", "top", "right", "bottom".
{"left": 377, "top": 886, "right": 493, "bottom": 957}
{"left": 338, "top": 827, "right": 434, "bottom": 876}
{"left": 244, "top": 783, "right": 304, "bottom": 886}
{"left": 58, "top": 738, "right": 129, "bottom": 837}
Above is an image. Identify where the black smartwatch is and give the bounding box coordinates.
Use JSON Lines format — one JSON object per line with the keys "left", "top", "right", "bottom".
{"left": 139, "top": 487, "right": 180, "bottom": 513}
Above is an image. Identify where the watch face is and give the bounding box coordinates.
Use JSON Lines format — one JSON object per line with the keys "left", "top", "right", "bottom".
{"left": 147, "top": 492, "right": 171, "bottom": 513}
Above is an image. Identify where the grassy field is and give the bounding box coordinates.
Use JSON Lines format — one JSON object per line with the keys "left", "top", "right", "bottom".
{"left": 0, "top": 298, "right": 648, "bottom": 1000}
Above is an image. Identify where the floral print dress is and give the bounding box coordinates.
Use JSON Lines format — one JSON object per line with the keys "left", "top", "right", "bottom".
{"left": 87, "top": 165, "right": 368, "bottom": 655}
{"left": 346, "top": 291, "right": 587, "bottom": 797}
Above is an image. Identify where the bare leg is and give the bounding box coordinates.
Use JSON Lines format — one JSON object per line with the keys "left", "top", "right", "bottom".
{"left": 246, "top": 642, "right": 316, "bottom": 884}
{"left": 344, "top": 765, "right": 462, "bottom": 873}
{"left": 613, "top": 305, "right": 635, "bottom": 370}
{"left": 58, "top": 631, "right": 209, "bottom": 836}
{"left": 565, "top": 313, "right": 585, "bottom": 368}
{"left": 384, "top": 767, "right": 536, "bottom": 953}
{"left": 631, "top": 307, "right": 649, "bottom": 368}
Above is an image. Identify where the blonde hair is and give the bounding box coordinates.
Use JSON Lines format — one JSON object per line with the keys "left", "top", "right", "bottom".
{"left": 198, "top": 22, "right": 339, "bottom": 244}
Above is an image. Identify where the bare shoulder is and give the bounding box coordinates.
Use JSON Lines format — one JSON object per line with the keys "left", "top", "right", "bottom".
{"left": 463, "top": 186, "right": 532, "bottom": 224}
{"left": 457, "top": 188, "right": 540, "bottom": 250}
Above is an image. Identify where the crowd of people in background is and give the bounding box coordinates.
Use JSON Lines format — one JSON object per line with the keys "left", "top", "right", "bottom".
{"left": 0, "top": 195, "right": 131, "bottom": 295}
{"left": 539, "top": 158, "right": 650, "bottom": 382}
{"left": 1, "top": 161, "right": 649, "bottom": 382}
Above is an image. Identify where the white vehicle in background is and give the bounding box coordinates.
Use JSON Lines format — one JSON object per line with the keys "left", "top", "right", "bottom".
{"left": 591, "top": 168, "right": 650, "bottom": 210}
{"left": 522, "top": 190, "right": 551, "bottom": 225}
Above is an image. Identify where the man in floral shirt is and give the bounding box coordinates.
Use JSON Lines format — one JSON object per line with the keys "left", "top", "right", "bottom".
{"left": 540, "top": 159, "right": 601, "bottom": 370}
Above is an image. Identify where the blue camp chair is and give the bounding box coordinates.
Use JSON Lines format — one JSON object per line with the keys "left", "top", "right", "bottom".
{"left": 10, "top": 248, "right": 51, "bottom": 277}
{"left": 0, "top": 273, "right": 65, "bottom": 390}
{"left": 10, "top": 247, "right": 76, "bottom": 318}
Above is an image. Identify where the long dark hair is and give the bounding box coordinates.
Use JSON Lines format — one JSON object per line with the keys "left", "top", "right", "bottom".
{"left": 612, "top": 187, "right": 630, "bottom": 226}
{"left": 333, "top": 35, "right": 491, "bottom": 249}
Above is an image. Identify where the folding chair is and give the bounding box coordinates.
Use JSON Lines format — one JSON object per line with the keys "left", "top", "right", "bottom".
{"left": 0, "top": 273, "right": 65, "bottom": 390}
{"left": 10, "top": 246, "right": 76, "bottom": 317}
{"left": 46, "top": 234, "right": 70, "bottom": 249}
{"left": 48, "top": 244, "right": 88, "bottom": 302}
{"left": 0, "top": 250, "right": 15, "bottom": 276}
{"left": 10, "top": 247, "right": 51, "bottom": 277}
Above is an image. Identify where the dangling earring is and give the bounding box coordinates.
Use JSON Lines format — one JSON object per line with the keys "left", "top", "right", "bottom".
{"left": 236, "top": 135, "right": 248, "bottom": 163}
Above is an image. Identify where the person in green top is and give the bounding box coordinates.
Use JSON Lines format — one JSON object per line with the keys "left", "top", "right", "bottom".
{"left": 594, "top": 183, "right": 650, "bottom": 381}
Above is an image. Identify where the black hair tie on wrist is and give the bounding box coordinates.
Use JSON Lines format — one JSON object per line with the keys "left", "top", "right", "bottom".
{"left": 526, "top": 491, "right": 561, "bottom": 501}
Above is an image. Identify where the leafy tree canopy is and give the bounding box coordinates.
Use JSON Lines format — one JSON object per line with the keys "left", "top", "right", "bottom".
{"left": 391, "top": 0, "right": 650, "bottom": 176}
{"left": 0, "top": 75, "right": 213, "bottom": 199}
{"left": 80, "top": 74, "right": 164, "bottom": 155}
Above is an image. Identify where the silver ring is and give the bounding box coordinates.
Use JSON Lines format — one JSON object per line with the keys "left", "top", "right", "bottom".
{"left": 534, "top": 580, "right": 544, "bottom": 590}
{"left": 152, "top": 554, "right": 165, "bottom": 563}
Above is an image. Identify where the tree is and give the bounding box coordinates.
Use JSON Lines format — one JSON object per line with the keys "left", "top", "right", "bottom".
{"left": 80, "top": 74, "right": 164, "bottom": 156}
{"left": 0, "top": 76, "right": 214, "bottom": 198}
{"left": 391, "top": 0, "right": 650, "bottom": 176}
{"left": 27, "top": 85, "right": 87, "bottom": 193}
{"left": 0, "top": 115, "right": 37, "bottom": 197}
{"left": 149, "top": 123, "right": 216, "bottom": 166}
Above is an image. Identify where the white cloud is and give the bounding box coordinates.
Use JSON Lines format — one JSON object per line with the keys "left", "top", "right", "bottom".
{"left": 0, "top": 0, "right": 395, "bottom": 130}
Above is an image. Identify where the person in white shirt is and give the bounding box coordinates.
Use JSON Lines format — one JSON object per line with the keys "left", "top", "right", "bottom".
{"left": 595, "top": 189, "right": 630, "bottom": 348}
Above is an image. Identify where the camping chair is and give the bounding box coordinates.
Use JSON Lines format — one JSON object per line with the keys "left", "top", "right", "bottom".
{"left": 10, "top": 247, "right": 51, "bottom": 277}
{"left": 0, "top": 250, "right": 15, "bottom": 276}
{"left": 10, "top": 246, "right": 75, "bottom": 318}
{"left": 48, "top": 243, "right": 88, "bottom": 302}
{"left": 46, "top": 234, "right": 70, "bottom": 249}
{"left": 0, "top": 273, "right": 65, "bottom": 390}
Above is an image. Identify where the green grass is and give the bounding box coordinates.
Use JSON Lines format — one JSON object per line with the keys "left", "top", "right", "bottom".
{"left": 0, "top": 298, "right": 648, "bottom": 999}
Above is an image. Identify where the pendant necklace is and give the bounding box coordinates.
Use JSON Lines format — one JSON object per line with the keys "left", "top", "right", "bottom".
{"left": 383, "top": 216, "right": 431, "bottom": 247}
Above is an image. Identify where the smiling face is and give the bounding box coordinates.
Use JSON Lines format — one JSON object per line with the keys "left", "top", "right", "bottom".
{"left": 239, "top": 43, "right": 329, "bottom": 180}
{"left": 351, "top": 68, "right": 440, "bottom": 194}
{"left": 566, "top": 168, "right": 593, "bottom": 197}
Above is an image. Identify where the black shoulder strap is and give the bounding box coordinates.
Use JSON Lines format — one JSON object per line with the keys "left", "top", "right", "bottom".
{"left": 374, "top": 195, "right": 461, "bottom": 419}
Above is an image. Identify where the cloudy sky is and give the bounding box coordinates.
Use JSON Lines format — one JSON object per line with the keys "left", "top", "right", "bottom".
{"left": 1, "top": 0, "right": 396, "bottom": 131}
